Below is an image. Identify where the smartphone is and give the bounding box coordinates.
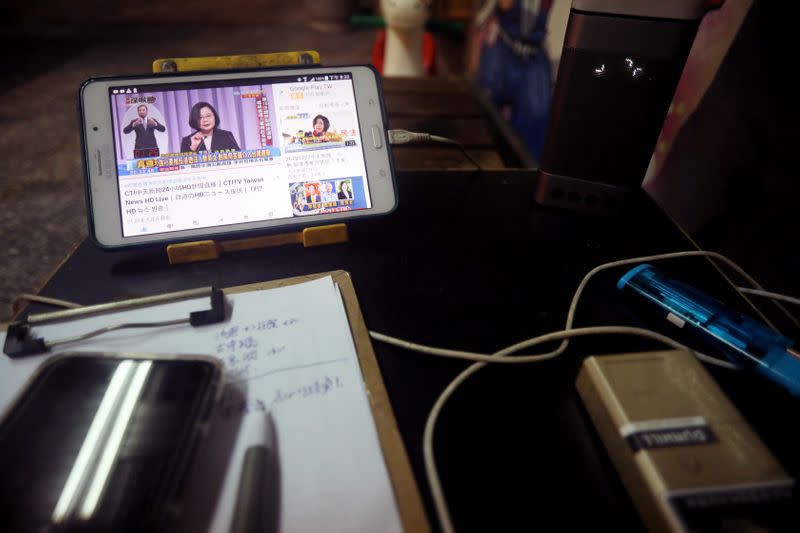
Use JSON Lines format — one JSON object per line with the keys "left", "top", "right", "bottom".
{"left": 0, "top": 352, "right": 223, "bottom": 532}
{"left": 79, "top": 65, "right": 397, "bottom": 249}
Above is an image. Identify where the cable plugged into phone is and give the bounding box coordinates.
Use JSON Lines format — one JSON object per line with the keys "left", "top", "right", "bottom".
{"left": 387, "top": 129, "right": 481, "bottom": 170}
{"left": 81, "top": 65, "right": 397, "bottom": 249}
{"left": 388, "top": 129, "right": 439, "bottom": 145}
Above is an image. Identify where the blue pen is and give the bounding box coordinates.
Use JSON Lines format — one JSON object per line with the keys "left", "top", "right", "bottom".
{"left": 617, "top": 264, "right": 800, "bottom": 395}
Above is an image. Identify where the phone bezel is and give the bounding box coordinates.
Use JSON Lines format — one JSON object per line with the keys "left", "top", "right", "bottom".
{"left": 79, "top": 64, "right": 397, "bottom": 249}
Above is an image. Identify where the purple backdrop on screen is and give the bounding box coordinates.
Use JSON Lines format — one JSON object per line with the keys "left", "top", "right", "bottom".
{"left": 111, "top": 85, "right": 278, "bottom": 160}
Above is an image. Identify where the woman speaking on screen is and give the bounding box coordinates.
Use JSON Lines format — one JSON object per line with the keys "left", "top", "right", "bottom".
{"left": 180, "top": 101, "right": 240, "bottom": 153}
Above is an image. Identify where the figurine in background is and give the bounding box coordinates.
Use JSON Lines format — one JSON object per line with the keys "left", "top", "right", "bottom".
{"left": 380, "top": 0, "right": 431, "bottom": 76}
{"left": 475, "top": 0, "right": 553, "bottom": 160}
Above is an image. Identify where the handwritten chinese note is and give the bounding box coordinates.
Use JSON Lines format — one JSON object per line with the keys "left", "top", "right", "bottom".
{"left": 0, "top": 276, "right": 402, "bottom": 533}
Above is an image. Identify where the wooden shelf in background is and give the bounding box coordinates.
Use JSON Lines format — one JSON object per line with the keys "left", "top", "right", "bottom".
{"left": 382, "top": 76, "right": 535, "bottom": 171}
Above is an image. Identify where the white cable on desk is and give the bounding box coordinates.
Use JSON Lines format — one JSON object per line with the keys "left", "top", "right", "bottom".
{"left": 417, "top": 326, "right": 737, "bottom": 533}
{"left": 369, "top": 249, "right": 796, "bottom": 533}
{"left": 13, "top": 293, "right": 83, "bottom": 311}
{"left": 387, "top": 129, "right": 482, "bottom": 171}
{"left": 736, "top": 287, "right": 800, "bottom": 308}
{"left": 370, "top": 327, "right": 735, "bottom": 367}
{"left": 372, "top": 249, "right": 795, "bottom": 363}
{"left": 12, "top": 249, "right": 797, "bottom": 532}
{"left": 563, "top": 250, "right": 800, "bottom": 337}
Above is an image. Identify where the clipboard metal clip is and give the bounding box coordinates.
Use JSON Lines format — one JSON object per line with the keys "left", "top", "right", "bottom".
{"left": 3, "top": 287, "right": 227, "bottom": 359}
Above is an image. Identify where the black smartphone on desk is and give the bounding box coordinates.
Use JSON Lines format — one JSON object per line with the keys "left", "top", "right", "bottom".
{"left": 0, "top": 352, "right": 223, "bottom": 532}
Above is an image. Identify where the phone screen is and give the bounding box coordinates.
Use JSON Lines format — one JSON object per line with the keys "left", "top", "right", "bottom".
{"left": 0, "top": 354, "right": 220, "bottom": 532}
{"left": 108, "top": 72, "right": 369, "bottom": 238}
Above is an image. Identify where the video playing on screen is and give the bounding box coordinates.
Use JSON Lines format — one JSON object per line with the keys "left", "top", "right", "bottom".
{"left": 109, "top": 73, "right": 370, "bottom": 237}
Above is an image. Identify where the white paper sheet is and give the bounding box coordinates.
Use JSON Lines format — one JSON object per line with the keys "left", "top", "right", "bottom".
{"left": 0, "top": 276, "right": 403, "bottom": 533}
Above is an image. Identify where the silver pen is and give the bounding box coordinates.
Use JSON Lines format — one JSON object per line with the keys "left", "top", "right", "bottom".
{"left": 230, "top": 410, "right": 277, "bottom": 533}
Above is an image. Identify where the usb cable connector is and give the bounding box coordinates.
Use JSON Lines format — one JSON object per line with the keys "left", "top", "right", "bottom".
{"left": 387, "top": 129, "right": 433, "bottom": 145}
{"left": 387, "top": 129, "right": 480, "bottom": 169}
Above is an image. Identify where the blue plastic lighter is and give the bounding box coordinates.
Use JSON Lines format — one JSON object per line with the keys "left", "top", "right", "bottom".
{"left": 618, "top": 264, "right": 800, "bottom": 395}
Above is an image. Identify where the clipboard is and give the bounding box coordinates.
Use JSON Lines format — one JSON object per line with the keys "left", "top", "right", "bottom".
{"left": 227, "top": 271, "right": 430, "bottom": 533}
{"left": 2, "top": 270, "right": 430, "bottom": 533}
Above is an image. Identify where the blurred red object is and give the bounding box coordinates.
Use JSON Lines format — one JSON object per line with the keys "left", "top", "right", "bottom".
{"left": 371, "top": 30, "right": 437, "bottom": 75}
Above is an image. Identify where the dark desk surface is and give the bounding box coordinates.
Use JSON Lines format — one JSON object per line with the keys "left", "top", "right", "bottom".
{"left": 29, "top": 172, "right": 800, "bottom": 531}
{"left": 23, "top": 79, "right": 800, "bottom": 531}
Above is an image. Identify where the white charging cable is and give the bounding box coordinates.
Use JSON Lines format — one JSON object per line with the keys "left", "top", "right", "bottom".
{"left": 387, "top": 129, "right": 482, "bottom": 170}
{"left": 368, "top": 249, "right": 799, "bottom": 533}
